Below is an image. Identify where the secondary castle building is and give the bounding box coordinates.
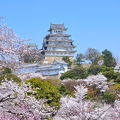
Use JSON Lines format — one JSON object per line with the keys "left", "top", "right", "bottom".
{"left": 42, "top": 24, "right": 76, "bottom": 64}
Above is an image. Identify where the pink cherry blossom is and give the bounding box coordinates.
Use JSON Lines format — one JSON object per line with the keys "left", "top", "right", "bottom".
{"left": 54, "top": 84, "right": 120, "bottom": 120}
{"left": 0, "top": 80, "right": 55, "bottom": 120}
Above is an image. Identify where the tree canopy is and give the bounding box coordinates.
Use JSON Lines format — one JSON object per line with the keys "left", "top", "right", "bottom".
{"left": 102, "top": 49, "right": 116, "bottom": 67}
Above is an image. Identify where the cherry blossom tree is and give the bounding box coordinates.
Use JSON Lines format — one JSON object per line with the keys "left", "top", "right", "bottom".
{"left": 18, "top": 43, "right": 43, "bottom": 63}
{"left": 92, "top": 100, "right": 120, "bottom": 120}
{"left": 0, "top": 18, "right": 27, "bottom": 69}
{"left": 83, "top": 74, "right": 109, "bottom": 92}
{"left": 54, "top": 85, "right": 94, "bottom": 120}
{"left": 54, "top": 84, "right": 120, "bottom": 120}
{"left": 62, "top": 74, "right": 109, "bottom": 93}
{"left": 0, "top": 17, "right": 44, "bottom": 70}
{"left": 0, "top": 80, "right": 55, "bottom": 120}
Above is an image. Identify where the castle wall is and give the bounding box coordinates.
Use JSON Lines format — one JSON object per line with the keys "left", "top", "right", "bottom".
{"left": 43, "top": 56, "right": 74, "bottom": 64}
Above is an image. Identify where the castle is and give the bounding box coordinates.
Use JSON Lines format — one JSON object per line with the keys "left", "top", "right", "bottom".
{"left": 42, "top": 24, "right": 76, "bottom": 64}
{"left": 18, "top": 24, "right": 76, "bottom": 79}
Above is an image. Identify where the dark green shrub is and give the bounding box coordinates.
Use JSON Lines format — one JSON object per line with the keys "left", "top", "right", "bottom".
{"left": 102, "top": 71, "right": 115, "bottom": 81}
{"left": 115, "top": 75, "right": 120, "bottom": 83}
{"left": 88, "top": 65, "right": 101, "bottom": 75}
{"left": 113, "top": 72, "right": 120, "bottom": 79}
{"left": 101, "top": 66, "right": 114, "bottom": 72}
{"left": 60, "top": 70, "right": 77, "bottom": 80}
{"left": 102, "top": 92, "right": 116, "bottom": 104}
{"left": 0, "top": 74, "right": 21, "bottom": 83}
{"left": 27, "top": 77, "right": 61, "bottom": 108}
{"left": 101, "top": 66, "right": 117, "bottom": 81}
{"left": 2, "top": 67, "right": 12, "bottom": 74}
{"left": 58, "top": 84, "right": 70, "bottom": 96}
{"left": 0, "top": 67, "right": 12, "bottom": 75}
{"left": 60, "top": 66, "right": 88, "bottom": 80}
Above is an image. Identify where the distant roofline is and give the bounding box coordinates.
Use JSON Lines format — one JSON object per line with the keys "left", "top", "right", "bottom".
{"left": 48, "top": 24, "right": 68, "bottom": 31}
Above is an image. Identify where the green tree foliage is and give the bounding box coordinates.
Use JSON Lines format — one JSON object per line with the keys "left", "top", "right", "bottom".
{"left": 102, "top": 49, "right": 116, "bottom": 67}
{"left": 100, "top": 66, "right": 120, "bottom": 82}
{"left": 115, "top": 84, "right": 120, "bottom": 93}
{"left": 102, "top": 71, "right": 114, "bottom": 81}
{"left": 102, "top": 92, "right": 116, "bottom": 104}
{"left": 60, "top": 65, "right": 88, "bottom": 80}
{"left": 62, "top": 56, "right": 72, "bottom": 67}
{"left": 88, "top": 65, "right": 101, "bottom": 75}
{"left": 101, "top": 66, "right": 118, "bottom": 81}
{"left": 2, "top": 67, "right": 12, "bottom": 74}
{"left": 27, "top": 77, "right": 61, "bottom": 108}
{"left": 86, "top": 48, "right": 101, "bottom": 64}
{"left": 114, "top": 75, "right": 120, "bottom": 83}
{"left": 101, "top": 66, "right": 114, "bottom": 72}
{"left": 0, "top": 67, "right": 12, "bottom": 75}
{"left": 75, "top": 53, "right": 85, "bottom": 65}
{"left": 58, "top": 84, "right": 70, "bottom": 96}
{"left": 0, "top": 67, "right": 21, "bottom": 84}
{"left": 0, "top": 74, "right": 21, "bottom": 84}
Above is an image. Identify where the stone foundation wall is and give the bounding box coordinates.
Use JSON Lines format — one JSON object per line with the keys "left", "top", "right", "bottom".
{"left": 44, "top": 56, "right": 74, "bottom": 64}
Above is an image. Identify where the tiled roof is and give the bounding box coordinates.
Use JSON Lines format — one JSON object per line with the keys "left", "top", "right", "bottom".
{"left": 49, "top": 24, "right": 67, "bottom": 31}
{"left": 46, "top": 33, "right": 70, "bottom": 37}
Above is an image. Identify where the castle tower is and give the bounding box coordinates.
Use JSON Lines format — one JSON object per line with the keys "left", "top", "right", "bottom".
{"left": 42, "top": 24, "right": 76, "bottom": 64}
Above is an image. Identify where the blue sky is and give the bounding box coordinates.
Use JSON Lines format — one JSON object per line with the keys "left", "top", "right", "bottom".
{"left": 0, "top": 0, "right": 120, "bottom": 60}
